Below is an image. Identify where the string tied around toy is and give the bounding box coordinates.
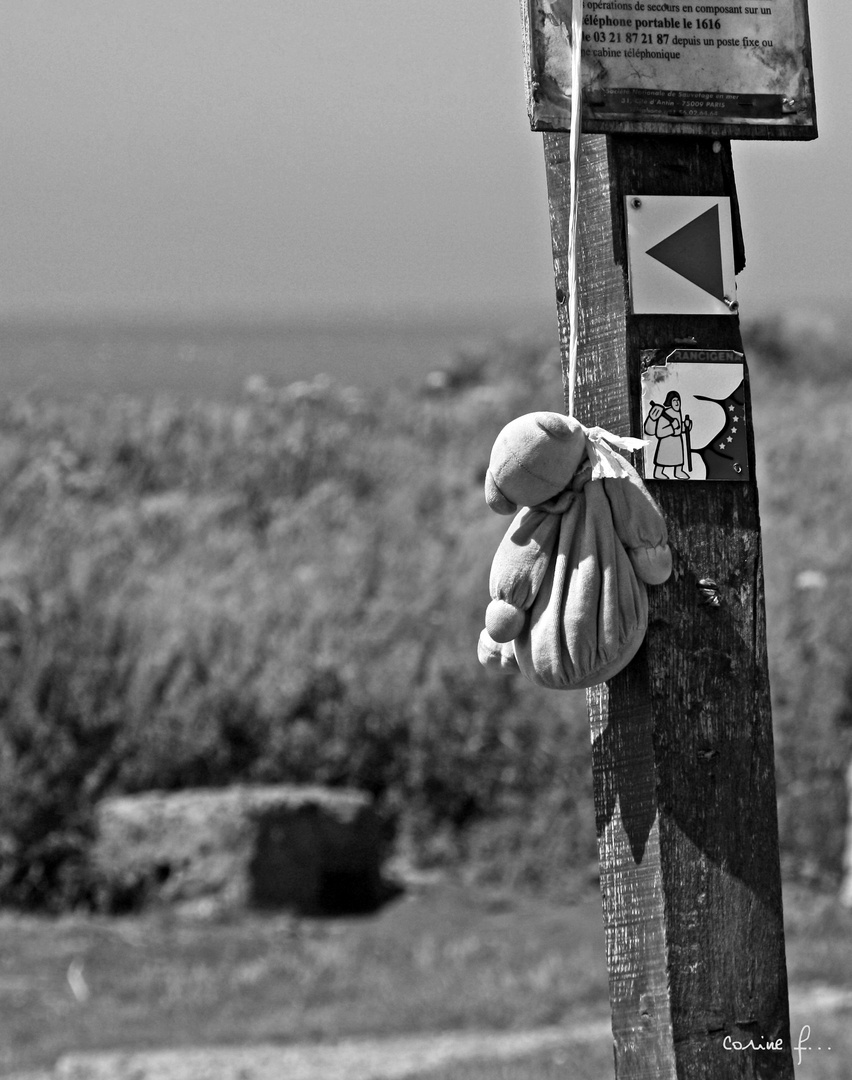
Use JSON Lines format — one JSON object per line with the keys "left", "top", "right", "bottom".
{"left": 586, "top": 427, "right": 648, "bottom": 455}
{"left": 586, "top": 426, "right": 650, "bottom": 480}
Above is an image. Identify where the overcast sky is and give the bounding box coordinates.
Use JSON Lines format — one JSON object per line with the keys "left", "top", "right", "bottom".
{"left": 0, "top": 1, "right": 846, "bottom": 323}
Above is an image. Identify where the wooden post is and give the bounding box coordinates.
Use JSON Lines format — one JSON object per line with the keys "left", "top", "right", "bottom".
{"left": 544, "top": 132, "right": 794, "bottom": 1077}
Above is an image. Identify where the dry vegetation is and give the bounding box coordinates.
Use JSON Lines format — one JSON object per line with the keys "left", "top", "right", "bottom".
{"left": 0, "top": 315, "right": 850, "bottom": 913}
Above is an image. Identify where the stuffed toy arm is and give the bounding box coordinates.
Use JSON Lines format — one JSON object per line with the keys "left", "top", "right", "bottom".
{"left": 483, "top": 506, "right": 562, "bottom": 642}
{"left": 601, "top": 469, "right": 672, "bottom": 585}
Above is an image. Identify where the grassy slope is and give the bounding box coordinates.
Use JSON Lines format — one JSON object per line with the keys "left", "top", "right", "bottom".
{"left": 1, "top": 881, "right": 851, "bottom": 1076}
{"left": 0, "top": 883, "right": 607, "bottom": 1074}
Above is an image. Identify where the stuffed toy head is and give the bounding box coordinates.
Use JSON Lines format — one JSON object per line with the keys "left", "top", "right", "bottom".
{"left": 484, "top": 412, "right": 589, "bottom": 515}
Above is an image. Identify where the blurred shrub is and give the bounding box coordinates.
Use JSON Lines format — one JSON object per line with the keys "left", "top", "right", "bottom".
{"left": 752, "top": 375, "right": 852, "bottom": 886}
{"left": 744, "top": 310, "right": 852, "bottom": 384}
{"left": 0, "top": 333, "right": 597, "bottom": 910}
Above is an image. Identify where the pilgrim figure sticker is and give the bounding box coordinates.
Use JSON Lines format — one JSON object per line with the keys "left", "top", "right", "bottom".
{"left": 644, "top": 393, "right": 693, "bottom": 479}
{"left": 640, "top": 351, "right": 750, "bottom": 481}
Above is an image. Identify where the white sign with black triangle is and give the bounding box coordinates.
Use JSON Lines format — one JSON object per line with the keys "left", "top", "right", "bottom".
{"left": 625, "top": 196, "right": 737, "bottom": 316}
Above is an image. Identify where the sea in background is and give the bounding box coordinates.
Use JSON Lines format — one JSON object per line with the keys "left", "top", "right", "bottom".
{"left": 1, "top": 299, "right": 847, "bottom": 402}
{"left": 0, "top": 309, "right": 557, "bottom": 403}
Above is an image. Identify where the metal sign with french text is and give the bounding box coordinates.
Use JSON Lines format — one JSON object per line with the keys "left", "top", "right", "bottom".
{"left": 521, "top": 0, "right": 816, "bottom": 138}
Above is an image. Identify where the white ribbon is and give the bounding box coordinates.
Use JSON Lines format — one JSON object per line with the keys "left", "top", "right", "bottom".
{"left": 585, "top": 426, "right": 648, "bottom": 479}
{"left": 586, "top": 426, "right": 649, "bottom": 453}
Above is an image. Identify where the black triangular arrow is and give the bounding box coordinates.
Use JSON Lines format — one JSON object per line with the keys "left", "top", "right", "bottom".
{"left": 646, "top": 204, "right": 725, "bottom": 301}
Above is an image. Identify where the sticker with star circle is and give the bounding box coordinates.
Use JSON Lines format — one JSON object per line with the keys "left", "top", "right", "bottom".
{"left": 639, "top": 349, "right": 749, "bottom": 481}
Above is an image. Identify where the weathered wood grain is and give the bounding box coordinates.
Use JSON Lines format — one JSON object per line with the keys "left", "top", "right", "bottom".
{"left": 543, "top": 132, "right": 794, "bottom": 1078}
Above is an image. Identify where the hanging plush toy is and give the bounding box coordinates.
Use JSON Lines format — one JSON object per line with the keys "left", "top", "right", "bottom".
{"left": 477, "top": 411, "right": 672, "bottom": 690}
